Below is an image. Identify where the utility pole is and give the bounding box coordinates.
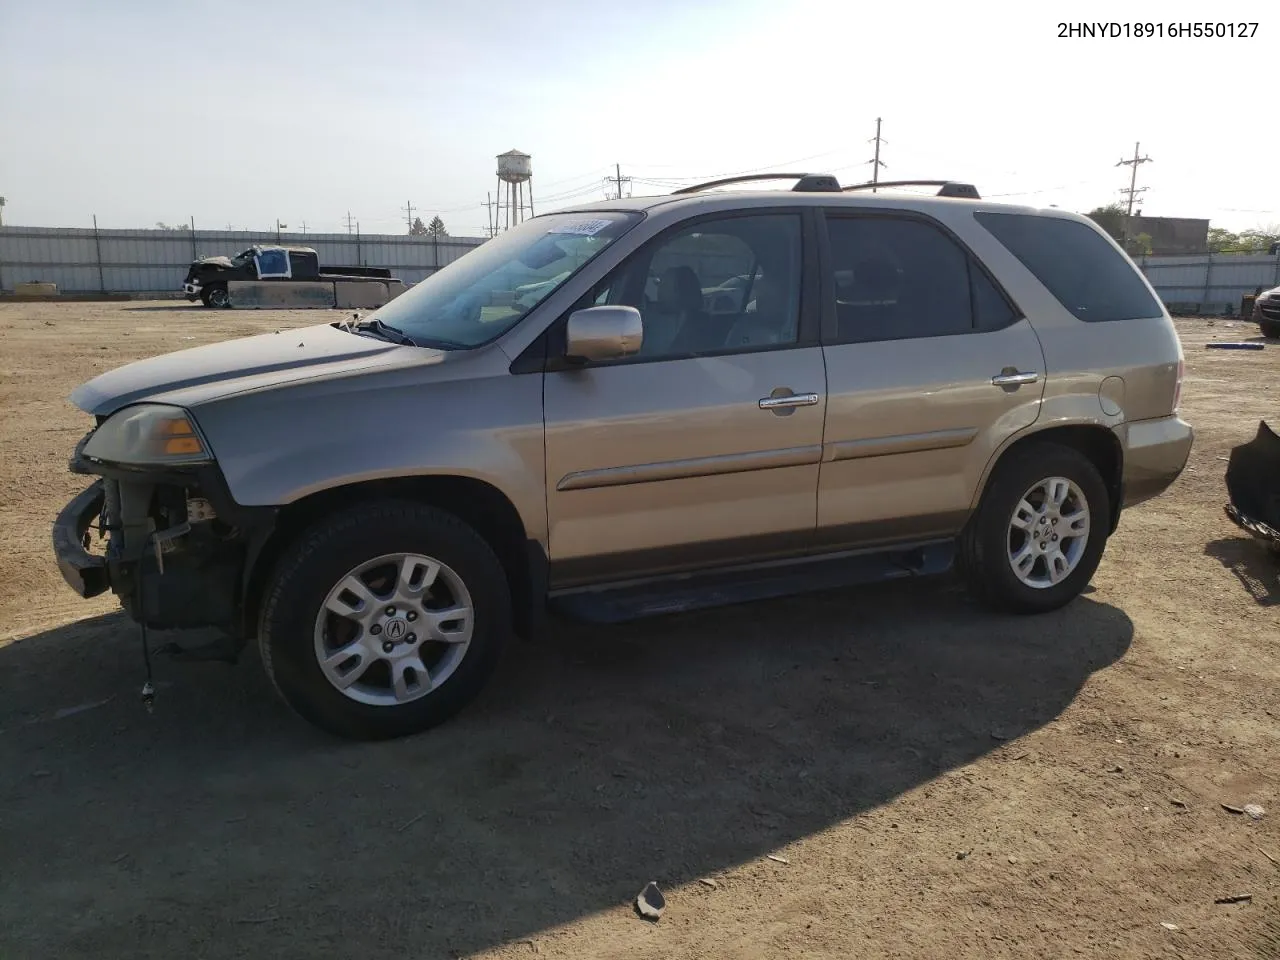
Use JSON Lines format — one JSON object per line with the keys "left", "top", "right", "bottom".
{"left": 868, "top": 117, "right": 888, "bottom": 192}
{"left": 484, "top": 192, "right": 498, "bottom": 238}
{"left": 0, "top": 196, "right": 6, "bottom": 227}
{"left": 275, "top": 219, "right": 287, "bottom": 242}
{"left": 1116, "top": 141, "right": 1153, "bottom": 216}
{"left": 344, "top": 211, "right": 356, "bottom": 235}
{"left": 403, "top": 200, "right": 416, "bottom": 233}
{"left": 610, "top": 163, "right": 630, "bottom": 201}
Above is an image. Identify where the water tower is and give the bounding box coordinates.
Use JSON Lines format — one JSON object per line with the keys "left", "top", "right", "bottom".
{"left": 495, "top": 149, "right": 533, "bottom": 232}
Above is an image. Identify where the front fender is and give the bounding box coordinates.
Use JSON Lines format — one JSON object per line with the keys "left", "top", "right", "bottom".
{"left": 192, "top": 368, "right": 548, "bottom": 544}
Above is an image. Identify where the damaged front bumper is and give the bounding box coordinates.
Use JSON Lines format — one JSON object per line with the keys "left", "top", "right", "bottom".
{"left": 182, "top": 281, "right": 202, "bottom": 301}
{"left": 51, "top": 437, "right": 275, "bottom": 636}
{"left": 1225, "top": 420, "right": 1280, "bottom": 549}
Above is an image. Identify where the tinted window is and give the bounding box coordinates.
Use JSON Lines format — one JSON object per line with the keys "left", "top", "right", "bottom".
{"left": 826, "top": 217, "right": 973, "bottom": 343}
{"left": 970, "top": 261, "right": 1018, "bottom": 331}
{"left": 976, "top": 212, "right": 1162, "bottom": 322}
{"left": 601, "top": 214, "right": 803, "bottom": 360}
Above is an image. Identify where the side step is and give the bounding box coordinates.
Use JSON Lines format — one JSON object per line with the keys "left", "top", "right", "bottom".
{"left": 549, "top": 542, "right": 956, "bottom": 624}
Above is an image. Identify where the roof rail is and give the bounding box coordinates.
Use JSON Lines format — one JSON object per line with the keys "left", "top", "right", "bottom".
{"left": 841, "top": 179, "right": 981, "bottom": 199}
{"left": 671, "top": 173, "right": 842, "bottom": 195}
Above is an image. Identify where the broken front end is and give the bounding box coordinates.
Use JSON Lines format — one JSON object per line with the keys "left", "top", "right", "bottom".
{"left": 52, "top": 405, "right": 272, "bottom": 640}
{"left": 1224, "top": 420, "right": 1280, "bottom": 551}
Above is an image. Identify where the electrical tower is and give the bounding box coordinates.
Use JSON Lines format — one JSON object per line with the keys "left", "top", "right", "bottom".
{"left": 344, "top": 211, "right": 356, "bottom": 235}
{"left": 1116, "top": 142, "right": 1153, "bottom": 216}
{"left": 403, "top": 201, "right": 417, "bottom": 232}
{"left": 868, "top": 118, "right": 887, "bottom": 192}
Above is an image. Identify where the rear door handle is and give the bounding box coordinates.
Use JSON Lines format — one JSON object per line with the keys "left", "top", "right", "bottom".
{"left": 759, "top": 392, "right": 820, "bottom": 410}
{"left": 991, "top": 371, "right": 1040, "bottom": 386}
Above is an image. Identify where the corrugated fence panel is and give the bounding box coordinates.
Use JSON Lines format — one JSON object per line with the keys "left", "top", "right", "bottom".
{"left": 0, "top": 226, "right": 487, "bottom": 292}
{"left": 1138, "top": 253, "right": 1280, "bottom": 311}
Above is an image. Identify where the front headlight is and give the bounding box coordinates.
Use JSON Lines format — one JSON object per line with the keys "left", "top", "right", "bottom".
{"left": 82, "top": 404, "right": 213, "bottom": 466}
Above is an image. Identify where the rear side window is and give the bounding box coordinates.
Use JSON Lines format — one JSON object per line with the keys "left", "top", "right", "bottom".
{"left": 976, "top": 212, "right": 1161, "bottom": 322}
{"left": 825, "top": 217, "right": 973, "bottom": 343}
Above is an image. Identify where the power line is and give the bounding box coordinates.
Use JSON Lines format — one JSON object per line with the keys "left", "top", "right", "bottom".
{"left": 868, "top": 117, "right": 887, "bottom": 192}
{"left": 1116, "top": 142, "right": 1153, "bottom": 217}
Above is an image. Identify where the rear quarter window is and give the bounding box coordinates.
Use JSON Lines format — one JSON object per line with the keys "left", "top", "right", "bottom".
{"left": 975, "top": 212, "right": 1162, "bottom": 323}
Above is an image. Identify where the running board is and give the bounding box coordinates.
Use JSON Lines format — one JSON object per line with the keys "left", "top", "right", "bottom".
{"left": 549, "top": 542, "right": 956, "bottom": 624}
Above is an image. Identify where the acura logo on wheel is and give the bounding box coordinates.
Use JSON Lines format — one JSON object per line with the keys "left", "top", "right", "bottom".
{"left": 384, "top": 618, "right": 408, "bottom": 641}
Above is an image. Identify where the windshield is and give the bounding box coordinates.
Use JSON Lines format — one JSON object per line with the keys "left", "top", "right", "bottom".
{"left": 368, "top": 211, "right": 640, "bottom": 347}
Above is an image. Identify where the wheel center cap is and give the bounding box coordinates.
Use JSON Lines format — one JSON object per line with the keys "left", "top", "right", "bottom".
{"left": 383, "top": 617, "right": 410, "bottom": 642}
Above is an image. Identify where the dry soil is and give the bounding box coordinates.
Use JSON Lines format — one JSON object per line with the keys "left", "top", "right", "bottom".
{"left": 0, "top": 302, "right": 1277, "bottom": 959}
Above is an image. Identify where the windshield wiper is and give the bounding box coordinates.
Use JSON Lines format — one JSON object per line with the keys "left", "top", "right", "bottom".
{"left": 354, "top": 318, "right": 418, "bottom": 346}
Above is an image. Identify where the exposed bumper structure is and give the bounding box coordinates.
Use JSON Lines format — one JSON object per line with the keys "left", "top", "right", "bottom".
{"left": 1225, "top": 420, "right": 1280, "bottom": 549}
{"left": 52, "top": 480, "right": 110, "bottom": 598}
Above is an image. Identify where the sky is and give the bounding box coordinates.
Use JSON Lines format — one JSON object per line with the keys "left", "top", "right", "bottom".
{"left": 1, "top": 0, "right": 1276, "bottom": 238}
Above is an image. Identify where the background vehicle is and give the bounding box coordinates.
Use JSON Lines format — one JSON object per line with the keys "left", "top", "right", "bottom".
{"left": 55, "top": 176, "right": 1193, "bottom": 740}
{"left": 182, "top": 245, "right": 394, "bottom": 307}
{"left": 1252, "top": 285, "right": 1280, "bottom": 339}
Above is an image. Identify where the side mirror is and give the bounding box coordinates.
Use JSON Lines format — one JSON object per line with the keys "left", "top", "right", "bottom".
{"left": 565, "top": 305, "right": 643, "bottom": 363}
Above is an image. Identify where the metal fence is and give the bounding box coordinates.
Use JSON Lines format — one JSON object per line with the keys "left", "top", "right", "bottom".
{"left": 0, "top": 226, "right": 488, "bottom": 294}
{"left": 1137, "top": 253, "right": 1280, "bottom": 315}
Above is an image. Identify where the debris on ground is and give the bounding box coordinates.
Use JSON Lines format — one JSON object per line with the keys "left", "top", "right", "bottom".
{"left": 1254, "top": 845, "right": 1280, "bottom": 867}
{"left": 635, "top": 881, "right": 665, "bottom": 922}
{"left": 1214, "top": 894, "right": 1253, "bottom": 905}
{"left": 767, "top": 854, "right": 790, "bottom": 864}
{"left": 1170, "top": 798, "right": 1188, "bottom": 809}
{"left": 697, "top": 878, "right": 718, "bottom": 889}
{"left": 1206, "top": 342, "right": 1265, "bottom": 350}
{"left": 1161, "top": 922, "right": 1180, "bottom": 931}
{"left": 957, "top": 850, "right": 972, "bottom": 861}
{"left": 1244, "top": 804, "right": 1265, "bottom": 820}
{"left": 1222, "top": 803, "right": 1246, "bottom": 814}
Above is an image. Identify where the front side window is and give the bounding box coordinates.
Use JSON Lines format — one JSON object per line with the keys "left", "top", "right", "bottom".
{"left": 825, "top": 216, "right": 975, "bottom": 344}
{"left": 596, "top": 213, "right": 803, "bottom": 360}
{"left": 370, "top": 211, "right": 640, "bottom": 348}
{"left": 976, "top": 212, "right": 1162, "bottom": 323}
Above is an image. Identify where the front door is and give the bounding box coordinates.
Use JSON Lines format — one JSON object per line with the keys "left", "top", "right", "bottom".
{"left": 542, "top": 211, "right": 827, "bottom": 588}
{"left": 815, "top": 211, "right": 1047, "bottom": 548}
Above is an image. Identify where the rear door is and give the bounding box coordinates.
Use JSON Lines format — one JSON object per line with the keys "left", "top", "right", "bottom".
{"left": 541, "top": 210, "right": 827, "bottom": 587}
{"left": 815, "top": 211, "right": 1047, "bottom": 548}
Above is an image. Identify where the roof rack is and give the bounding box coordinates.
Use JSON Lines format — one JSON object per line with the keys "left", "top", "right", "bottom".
{"left": 671, "top": 173, "right": 843, "bottom": 195}
{"left": 841, "top": 180, "right": 981, "bottom": 199}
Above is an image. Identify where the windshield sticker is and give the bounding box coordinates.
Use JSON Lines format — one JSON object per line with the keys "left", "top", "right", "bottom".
{"left": 547, "top": 219, "right": 612, "bottom": 237}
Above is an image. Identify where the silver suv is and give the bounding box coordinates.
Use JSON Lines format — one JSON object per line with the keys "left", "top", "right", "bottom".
{"left": 53, "top": 175, "right": 1193, "bottom": 739}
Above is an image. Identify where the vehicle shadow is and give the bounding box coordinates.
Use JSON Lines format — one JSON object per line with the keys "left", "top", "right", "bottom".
{"left": 1204, "top": 536, "right": 1280, "bottom": 606}
{"left": 0, "top": 579, "right": 1133, "bottom": 959}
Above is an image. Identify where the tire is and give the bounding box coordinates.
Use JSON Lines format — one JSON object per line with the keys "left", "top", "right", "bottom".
{"left": 258, "top": 501, "right": 511, "bottom": 740}
{"left": 960, "top": 443, "right": 1110, "bottom": 614}
{"left": 201, "top": 284, "right": 229, "bottom": 308}
{"left": 1260, "top": 320, "right": 1280, "bottom": 340}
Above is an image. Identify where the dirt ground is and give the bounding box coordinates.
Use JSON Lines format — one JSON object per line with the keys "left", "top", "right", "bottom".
{"left": 0, "top": 301, "right": 1277, "bottom": 960}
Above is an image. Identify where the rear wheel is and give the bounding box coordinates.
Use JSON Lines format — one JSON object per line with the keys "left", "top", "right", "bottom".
{"left": 258, "top": 501, "right": 511, "bottom": 739}
{"left": 961, "top": 443, "right": 1110, "bottom": 614}
{"left": 201, "top": 284, "right": 229, "bottom": 308}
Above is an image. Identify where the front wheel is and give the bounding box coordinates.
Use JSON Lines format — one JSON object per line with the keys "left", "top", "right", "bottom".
{"left": 1260, "top": 319, "right": 1280, "bottom": 340}
{"left": 960, "top": 443, "right": 1110, "bottom": 614}
{"left": 258, "top": 501, "right": 511, "bottom": 739}
{"left": 201, "top": 284, "right": 229, "bottom": 308}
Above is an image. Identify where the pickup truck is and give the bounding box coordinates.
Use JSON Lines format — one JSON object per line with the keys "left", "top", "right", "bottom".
{"left": 182, "top": 245, "right": 393, "bottom": 307}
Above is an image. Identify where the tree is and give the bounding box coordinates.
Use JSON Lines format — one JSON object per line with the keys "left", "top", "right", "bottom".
{"left": 408, "top": 216, "right": 428, "bottom": 236}
{"left": 427, "top": 216, "right": 448, "bottom": 238}
{"left": 154, "top": 221, "right": 190, "bottom": 231}
{"left": 1207, "top": 226, "right": 1280, "bottom": 254}
{"left": 1086, "top": 203, "right": 1127, "bottom": 243}
{"left": 1129, "top": 232, "right": 1153, "bottom": 256}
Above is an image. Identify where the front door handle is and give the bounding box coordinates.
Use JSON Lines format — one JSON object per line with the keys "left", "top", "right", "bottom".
{"left": 759, "top": 392, "right": 820, "bottom": 410}
{"left": 991, "top": 371, "right": 1040, "bottom": 386}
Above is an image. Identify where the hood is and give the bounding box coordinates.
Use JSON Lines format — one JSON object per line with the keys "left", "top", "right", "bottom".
{"left": 70, "top": 323, "right": 431, "bottom": 416}
{"left": 194, "top": 255, "right": 234, "bottom": 269}
{"left": 1262, "top": 286, "right": 1280, "bottom": 300}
